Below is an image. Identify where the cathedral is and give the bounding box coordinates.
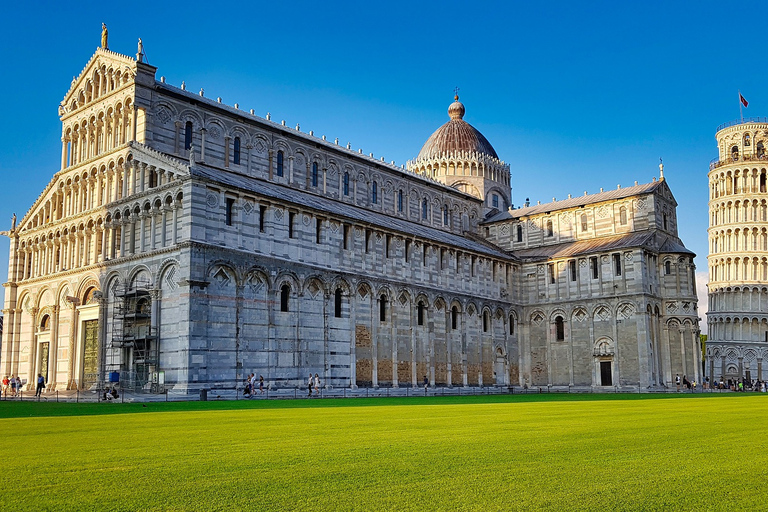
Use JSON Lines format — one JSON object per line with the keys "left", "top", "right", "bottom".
{"left": 0, "top": 31, "right": 701, "bottom": 393}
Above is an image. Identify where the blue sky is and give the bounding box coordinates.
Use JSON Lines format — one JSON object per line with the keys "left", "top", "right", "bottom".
{"left": 2, "top": 1, "right": 767, "bottom": 330}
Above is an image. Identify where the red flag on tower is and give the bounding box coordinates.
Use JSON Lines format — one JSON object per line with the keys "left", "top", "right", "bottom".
{"left": 740, "top": 93, "right": 749, "bottom": 108}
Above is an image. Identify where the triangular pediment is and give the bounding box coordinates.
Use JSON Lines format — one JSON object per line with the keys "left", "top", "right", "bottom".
{"left": 60, "top": 48, "right": 137, "bottom": 115}
{"left": 15, "top": 174, "right": 63, "bottom": 235}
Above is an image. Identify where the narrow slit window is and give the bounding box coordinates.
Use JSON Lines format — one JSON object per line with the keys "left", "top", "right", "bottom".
{"left": 276, "top": 150, "right": 284, "bottom": 177}
{"left": 379, "top": 295, "right": 387, "bottom": 322}
{"left": 590, "top": 256, "right": 598, "bottom": 279}
{"left": 555, "top": 316, "right": 564, "bottom": 341}
{"left": 259, "top": 205, "right": 266, "bottom": 232}
{"left": 405, "top": 239, "right": 410, "bottom": 262}
{"left": 280, "top": 284, "right": 290, "bottom": 312}
{"left": 225, "top": 197, "right": 235, "bottom": 226}
{"left": 312, "top": 162, "right": 319, "bottom": 187}
{"left": 417, "top": 301, "right": 425, "bottom": 326}
{"left": 316, "top": 218, "right": 322, "bottom": 244}
{"left": 233, "top": 137, "right": 241, "bottom": 165}
{"left": 343, "top": 172, "right": 350, "bottom": 196}
{"left": 570, "top": 260, "right": 577, "bottom": 281}
{"left": 288, "top": 212, "right": 295, "bottom": 238}
{"left": 343, "top": 225, "right": 350, "bottom": 250}
{"left": 614, "top": 253, "right": 622, "bottom": 276}
{"left": 334, "top": 288, "right": 343, "bottom": 318}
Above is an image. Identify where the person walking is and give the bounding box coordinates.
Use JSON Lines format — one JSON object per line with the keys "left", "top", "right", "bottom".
{"left": 675, "top": 374, "right": 681, "bottom": 392}
{"left": 35, "top": 374, "right": 45, "bottom": 397}
{"left": 314, "top": 373, "right": 321, "bottom": 397}
{"left": 259, "top": 375, "right": 265, "bottom": 394}
{"left": 2, "top": 376, "right": 9, "bottom": 397}
{"left": 423, "top": 375, "right": 429, "bottom": 394}
{"left": 10, "top": 375, "right": 16, "bottom": 397}
{"left": 249, "top": 373, "right": 257, "bottom": 398}
{"left": 307, "top": 373, "right": 314, "bottom": 397}
{"left": 15, "top": 376, "right": 23, "bottom": 396}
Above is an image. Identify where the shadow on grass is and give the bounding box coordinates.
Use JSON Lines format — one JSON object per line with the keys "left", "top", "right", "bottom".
{"left": 0, "top": 391, "right": 743, "bottom": 419}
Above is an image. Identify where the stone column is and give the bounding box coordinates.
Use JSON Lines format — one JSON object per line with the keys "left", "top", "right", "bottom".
{"left": 61, "top": 137, "right": 68, "bottom": 170}
{"left": 174, "top": 121, "right": 181, "bottom": 155}
{"left": 372, "top": 296, "right": 378, "bottom": 387}
{"left": 66, "top": 301, "right": 77, "bottom": 389}
{"left": 758, "top": 358, "right": 763, "bottom": 381}
{"left": 49, "top": 306, "right": 60, "bottom": 390}
{"left": 200, "top": 127, "right": 206, "bottom": 163}
{"left": 150, "top": 209, "right": 157, "bottom": 250}
{"left": 349, "top": 284, "right": 357, "bottom": 389}
{"left": 139, "top": 214, "right": 146, "bottom": 253}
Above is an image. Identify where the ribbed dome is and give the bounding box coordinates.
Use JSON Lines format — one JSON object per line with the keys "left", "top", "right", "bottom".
{"left": 416, "top": 96, "right": 499, "bottom": 160}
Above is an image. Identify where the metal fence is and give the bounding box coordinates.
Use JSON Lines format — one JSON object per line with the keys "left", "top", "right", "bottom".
{"left": 0, "top": 384, "right": 750, "bottom": 404}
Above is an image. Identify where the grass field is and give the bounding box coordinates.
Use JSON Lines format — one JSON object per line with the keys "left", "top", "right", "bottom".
{"left": 0, "top": 393, "right": 765, "bottom": 511}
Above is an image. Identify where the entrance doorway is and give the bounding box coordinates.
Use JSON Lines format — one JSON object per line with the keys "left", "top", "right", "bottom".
{"left": 38, "top": 342, "right": 50, "bottom": 381}
{"left": 82, "top": 320, "right": 99, "bottom": 389}
{"left": 600, "top": 361, "right": 612, "bottom": 386}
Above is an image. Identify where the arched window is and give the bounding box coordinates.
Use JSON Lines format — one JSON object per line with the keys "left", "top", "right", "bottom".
{"left": 184, "top": 121, "right": 193, "bottom": 150}
{"left": 665, "top": 260, "right": 671, "bottom": 275}
{"left": 372, "top": 181, "right": 378, "bottom": 203}
{"left": 758, "top": 142, "right": 765, "bottom": 159}
{"left": 334, "top": 288, "right": 343, "bottom": 318}
{"left": 744, "top": 134, "right": 751, "bottom": 146}
{"left": 451, "top": 306, "right": 458, "bottom": 330}
{"left": 546, "top": 220, "right": 553, "bottom": 237}
{"left": 483, "top": 311, "right": 489, "bottom": 332}
{"left": 517, "top": 225, "right": 523, "bottom": 242}
{"left": 581, "top": 214, "right": 588, "bottom": 232}
{"left": 417, "top": 301, "right": 425, "bottom": 326}
{"left": 443, "top": 205, "right": 449, "bottom": 225}
{"left": 619, "top": 206, "right": 627, "bottom": 225}
{"left": 509, "top": 315, "right": 515, "bottom": 335}
{"left": 422, "top": 199, "right": 428, "bottom": 219}
{"left": 343, "top": 172, "right": 350, "bottom": 196}
{"left": 312, "top": 162, "right": 319, "bottom": 187}
{"left": 555, "top": 316, "right": 564, "bottom": 341}
{"left": 731, "top": 146, "right": 739, "bottom": 161}
{"left": 40, "top": 315, "right": 51, "bottom": 331}
{"left": 379, "top": 294, "right": 387, "bottom": 322}
{"left": 233, "top": 137, "right": 241, "bottom": 165}
{"left": 280, "top": 284, "right": 290, "bottom": 312}
{"left": 492, "top": 194, "right": 499, "bottom": 209}
{"left": 398, "top": 190, "right": 404, "bottom": 212}
{"left": 276, "top": 150, "right": 284, "bottom": 177}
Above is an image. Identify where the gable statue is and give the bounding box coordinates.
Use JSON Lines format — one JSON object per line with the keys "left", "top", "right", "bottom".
{"left": 101, "top": 23, "right": 108, "bottom": 49}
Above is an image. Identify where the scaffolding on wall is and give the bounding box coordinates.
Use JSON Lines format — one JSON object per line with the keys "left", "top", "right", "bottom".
{"left": 103, "top": 279, "right": 162, "bottom": 393}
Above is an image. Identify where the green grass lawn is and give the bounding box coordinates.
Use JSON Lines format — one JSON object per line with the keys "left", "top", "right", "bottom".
{"left": 0, "top": 393, "right": 764, "bottom": 511}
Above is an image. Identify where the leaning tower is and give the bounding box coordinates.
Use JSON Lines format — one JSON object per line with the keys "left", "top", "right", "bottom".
{"left": 706, "top": 118, "right": 768, "bottom": 384}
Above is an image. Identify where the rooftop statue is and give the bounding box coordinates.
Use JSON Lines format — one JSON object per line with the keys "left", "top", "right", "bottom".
{"left": 101, "top": 23, "right": 108, "bottom": 49}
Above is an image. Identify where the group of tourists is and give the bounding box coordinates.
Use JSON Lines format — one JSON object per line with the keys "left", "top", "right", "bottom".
{"left": 674, "top": 374, "right": 768, "bottom": 392}
{"left": 244, "top": 373, "right": 265, "bottom": 397}
{"left": 675, "top": 374, "right": 698, "bottom": 391}
{"left": 1, "top": 374, "right": 47, "bottom": 398}
{"left": 1, "top": 375, "right": 24, "bottom": 397}
{"left": 713, "top": 378, "right": 767, "bottom": 392}
{"left": 103, "top": 387, "right": 119, "bottom": 401}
